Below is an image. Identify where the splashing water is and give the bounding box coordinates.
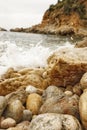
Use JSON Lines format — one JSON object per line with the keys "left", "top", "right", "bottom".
{"left": 0, "top": 32, "right": 75, "bottom": 75}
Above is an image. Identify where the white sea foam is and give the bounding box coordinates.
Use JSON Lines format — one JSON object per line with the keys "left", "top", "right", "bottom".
{"left": 0, "top": 40, "right": 74, "bottom": 76}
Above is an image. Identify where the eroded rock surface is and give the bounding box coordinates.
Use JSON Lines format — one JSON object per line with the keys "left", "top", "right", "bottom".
{"left": 29, "top": 113, "right": 82, "bottom": 130}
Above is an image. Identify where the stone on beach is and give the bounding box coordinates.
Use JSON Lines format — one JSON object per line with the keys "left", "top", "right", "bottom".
{"left": 80, "top": 72, "right": 87, "bottom": 90}
{"left": 42, "top": 85, "right": 64, "bottom": 101}
{"left": 0, "top": 96, "right": 7, "bottom": 117}
{"left": 39, "top": 94, "right": 79, "bottom": 119}
{"left": 47, "top": 47, "right": 87, "bottom": 87}
{"left": 29, "top": 113, "right": 82, "bottom": 130}
{"left": 7, "top": 121, "right": 30, "bottom": 130}
{"left": 1, "top": 118, "right": 16, "bottom": 129}
{"left": 26, "top": 93, "right": 43, "bottom": 115}
{"left": 4, "top": 100, "right": 24, "bottom": 123}
{"left": 79, "top": 90, "right": 87, "bottom": 130}
{"left": 5, "top": 88, "right": 27, "bottom": 105}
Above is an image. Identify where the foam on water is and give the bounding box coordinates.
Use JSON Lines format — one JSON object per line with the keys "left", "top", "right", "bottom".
{"left": 0, "top": 40, "right": 74, "bottom": 75}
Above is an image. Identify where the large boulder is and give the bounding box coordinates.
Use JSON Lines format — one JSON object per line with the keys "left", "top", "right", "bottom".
{"left": 47, "top": 47, "right": 87, "bottom": 87}
{"left": 29, "top": 113, "right": 82, "bottom": 130}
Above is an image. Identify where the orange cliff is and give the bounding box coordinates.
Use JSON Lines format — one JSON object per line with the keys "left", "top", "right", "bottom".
{"left": 10, "top": 0, "right": 87, "bottom": 36}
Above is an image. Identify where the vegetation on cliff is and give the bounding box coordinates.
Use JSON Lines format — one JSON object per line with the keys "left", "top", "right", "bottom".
{"left": 49, "top": 0, "right": 87, "bottom": 19}
{"left": 10, "top": 0, "right": 87, "bottom": 36}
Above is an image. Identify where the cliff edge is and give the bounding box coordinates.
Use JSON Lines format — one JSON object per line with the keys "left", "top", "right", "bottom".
{"left": 10, "top": 0, "right": 87, "bottom": 36}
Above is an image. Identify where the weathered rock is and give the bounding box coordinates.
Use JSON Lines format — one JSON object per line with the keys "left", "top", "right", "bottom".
{"left": 0, "top": 96, "right": 7, "bottom": 117}
{"left": 7, "top": 121, "right": 30, "bottom": 130}
{"left": 4, "top": 100, "right": 24, "bottom": 123}
{"left": 29, "top": 113, "right": 82, "bottom": 130}
{"left": 42, "top": 85, "right": 64, "bottom": 101}
{"left": 25, "top": 85, "right": 43, "bottom": 95}
{"left": 1, "top": 118, "right": 16, "bottom": 129}
{"left": 73, "top": 83, "right": 82, "bottom": 96}
{"left": 80, "top": 72, "right": 87, "bottom": 90}
{"left": 39, "top": 94, "right": 79, "bottom": 119}
{"left": 22, "top": 109, "right": 32, "bottom": 121}
{"left": 79, "top": 90, "right": 87, "bottom": 130}
{"left": 26, "top": 93, "right": 43, "bottom": 115}
{"left": 1, "top": 68, "right": 21, "bottom": 79}
{"left": 47, "top": 47, "right": 87, "bottom": 87}
{"left": 5, "top": 88, "right": 27, "bottom": 105}
{"left": 65, "top": 85, "right": 73, "bottom": 92}
{"left": 64, "top": 90, "right": 73, "bottom": 96}
{"left": 0, "top": 68, "right": 49, "bottom": 96}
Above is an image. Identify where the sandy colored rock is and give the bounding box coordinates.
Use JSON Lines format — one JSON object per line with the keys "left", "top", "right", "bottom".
{"left": 80, "top": 72, "right": 87, "bottom": 90}
{"left": 5, "top": 88, "right": 27, "bottom": 104}
{"left": 42, "top": 85, "right": 63, "bottom": 101}
{"left": 29, "top": 113, "right": 82, "bottom": 130}
{"left": 26, "top": 93, "right": 43, "bottom": 115}
{"left": 22, "top": 109, "right": 32, "bottom": 121}
{"left": 47, "top": 47, "right": 87, "bottom": 87}
{"left": 0, "top": 68, "right": 49, "bottom": 96}
{"left": 1, "top": 118, "right": 16, "bottom": 129}
{"left": 0, "top": 96, "right": 7, "bottom": 117}
{"left": 25, "top": 85, "right": 43, "bottom": 95}
{"left": 73, "top": 83, "right": 82, "bottom": 96}
{"left": 64, "top": 90, "right": 73, "bottom": 96}
{"left": 39, "top": 94, "right": 79, "bottom": 119}
{"left": 79, "top": 90, "right": 87, "bottom": 130}
{"left": 4, "top": 100, "right": 24, "bottom": 123}
{"left": 7, "top": 121, "right": 30, "bottom": 130}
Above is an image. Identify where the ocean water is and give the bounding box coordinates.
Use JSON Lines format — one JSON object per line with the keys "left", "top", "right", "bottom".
{"left": 0, "top": 31, "right": 75, "bottom": 75}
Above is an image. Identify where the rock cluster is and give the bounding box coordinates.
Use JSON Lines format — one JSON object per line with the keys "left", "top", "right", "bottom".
{"left": 0, "top": 46, "right": 87, "bottom": 129}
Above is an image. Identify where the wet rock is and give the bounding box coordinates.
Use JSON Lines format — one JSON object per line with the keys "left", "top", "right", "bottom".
{"left": 39, "top": 94, "right": 79, "bottom": 119}
{"left": 80, "top": 72, "right": 87, "bottom": 90}
{"left": 47, "top": 47, "right": 87, "bottom": 87}
{"left": 42, "top": 85, "right": 63, "bottom": 101}
{"left": 29, "top": 113, "right": 82, "bottom": 130}
{"left": 0, "top": 96, "right": 7, "bottom": 117}
{"left": 1, "top": 118, "right": 16, "bottom": 129}
{"left": 4, "top": 100, "right": 24, "bottom": 123}
{"left": 5, "top": 88, "right": 27, "bottom": 105}
{"left": 79, "top": 89, "right": 87, "bottom": 130}
{"left": 26, "top": 93, "right": 43, "bottom": 115}
{"left": 22, "top": 109, "right": 32, "bottom": 121}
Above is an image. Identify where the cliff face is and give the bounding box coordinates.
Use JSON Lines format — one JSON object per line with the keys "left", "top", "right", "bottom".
{"left": 28, "top": 0, "right": 87, "bottom": 36}
{"left": 10, "top": 0, "right": 87, "bottom": 36}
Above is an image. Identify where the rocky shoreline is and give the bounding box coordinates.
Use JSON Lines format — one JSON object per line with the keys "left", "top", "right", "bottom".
{"left": 0, "top": 27, "right": 7, "bottom": 32}
{"left": 0, "top": 42, "right": 87, "bottom": 129}
{"left": 10, "top": 0, "right": 87, "bottom": 37}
